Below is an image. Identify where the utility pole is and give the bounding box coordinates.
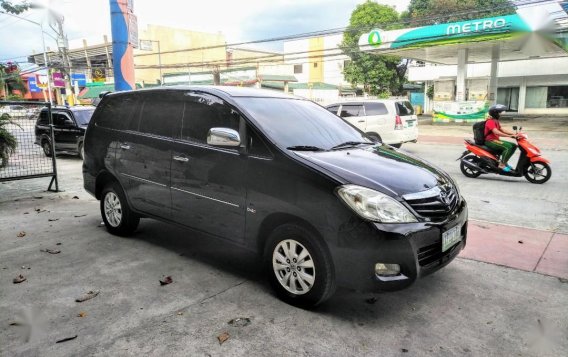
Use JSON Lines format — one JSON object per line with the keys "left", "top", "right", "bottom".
{"left": 53, "top": 14, "right": 75, "bottom": 105}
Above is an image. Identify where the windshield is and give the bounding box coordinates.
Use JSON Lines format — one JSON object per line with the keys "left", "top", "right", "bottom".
{"left": 74, "top": 109, "right": 95, "bottom": 125}
{"left": 236, "top": 97, "right": 370, "bottom": 150}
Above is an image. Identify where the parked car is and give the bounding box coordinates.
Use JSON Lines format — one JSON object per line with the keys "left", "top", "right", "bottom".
{"left": 0, "top": 104, "right": 34, "bottom": 119}
{"left": 325, "top": 99, "right": 418, "bottom": 148}
{"left": 35, "top": 106, "right": 95, "bottom": 159}
{"left": 83, "top": 87, "right": 467, "bottom": 307}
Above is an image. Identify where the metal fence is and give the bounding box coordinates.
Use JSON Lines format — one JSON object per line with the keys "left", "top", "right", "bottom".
{"left": 0, "top": 101, "right": 58, "bottom": 191}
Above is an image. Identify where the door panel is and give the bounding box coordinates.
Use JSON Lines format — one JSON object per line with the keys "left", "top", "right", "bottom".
{"left": 170, "top": 92, "right": 246, "bottom": 242}
{"left": 114, "top": 93, "right": 183, "bottom": 219}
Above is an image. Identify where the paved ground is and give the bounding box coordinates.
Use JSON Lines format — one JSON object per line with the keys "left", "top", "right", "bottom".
{"left": 1, "top": 118, "right": 567, "bottom": 356}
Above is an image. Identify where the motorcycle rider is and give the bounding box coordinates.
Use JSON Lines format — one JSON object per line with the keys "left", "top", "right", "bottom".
{"left": 484, "top": 104, "right": 519, "bottom": 172}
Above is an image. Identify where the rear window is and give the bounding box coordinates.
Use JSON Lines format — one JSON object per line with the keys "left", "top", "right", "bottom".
{"left": 396, "top": 101, "right": 414, "bottom": 116}
{"left": 364, "top": 102, "right": 388, "bottom": 115}
{"left": 94, "top": 95, "right": 138, "bottom": 130}
{"left": 73, "top": 109, "right": 95, "bottom": 125}
{"left": 339, "top": 104, "right": 364, "bottom": 117}
{"left": 326, "top": 105, "right": 339, "bottom": 115}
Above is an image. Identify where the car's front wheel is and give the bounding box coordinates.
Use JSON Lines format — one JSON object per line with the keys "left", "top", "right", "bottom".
{"left": 100, "top": 182, "right": 140, "bottom": 236}
{"left": 265, "top": 224, "right": 336, "bottom": 308}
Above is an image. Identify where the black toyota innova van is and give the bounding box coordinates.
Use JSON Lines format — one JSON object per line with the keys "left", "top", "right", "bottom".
{"left": 83, "top": 86, "right": 467, "bottom": 307}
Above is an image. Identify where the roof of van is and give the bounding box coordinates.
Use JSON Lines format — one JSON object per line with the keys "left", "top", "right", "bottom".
{"left": 106, "top": 85, "right": 301, "bottom": 99}
{"left": 327, "top": 99, "right": 410, "bottom": 106}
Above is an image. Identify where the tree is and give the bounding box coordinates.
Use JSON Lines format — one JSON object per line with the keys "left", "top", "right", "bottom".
{"left": 0, "top": 62, "right": 27, "bottom": 99}
{"left": 341, "top": 1, "right": 406, "bottom": 96}
{"left": 0, "top": 0, "right": 30, "bottom": 14}
{"left": 407, "top": 0, "right": 516, "bottom": 25}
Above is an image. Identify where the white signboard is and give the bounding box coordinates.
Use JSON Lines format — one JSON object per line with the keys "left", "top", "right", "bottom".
{"left": 139, "top": 39, "right": 153, "bottom": 51}
{"left": 129, "top": 13, "right": 138, "bottom": 49}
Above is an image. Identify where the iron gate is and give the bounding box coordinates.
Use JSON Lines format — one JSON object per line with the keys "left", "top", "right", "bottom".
{"left": 0, "top": 101, "right": 58, "bottom": 191}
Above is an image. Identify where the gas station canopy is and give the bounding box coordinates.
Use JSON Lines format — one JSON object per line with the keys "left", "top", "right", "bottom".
{"left": 358, "top": 7, "right": 568, "bottom": 65}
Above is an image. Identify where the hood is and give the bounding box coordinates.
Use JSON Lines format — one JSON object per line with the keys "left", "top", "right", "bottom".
{"left": 296, "top": 145, "right": 451, "bottom": 197}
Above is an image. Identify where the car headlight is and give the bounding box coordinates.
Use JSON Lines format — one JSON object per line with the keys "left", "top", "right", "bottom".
{"left": 337, "top": 185, "right": 417, "bottom": 223}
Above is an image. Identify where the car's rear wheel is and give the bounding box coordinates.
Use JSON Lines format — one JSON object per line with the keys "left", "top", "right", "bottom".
{"left": 366, "top": 133, "right": 382, "bottom": 143}
{"left": 41, "top": 139, "right": 52, "bottom": 157}
{"left": 100, "top": 181, "right": 140, "bottom": 236}
{"left": 78, "top": 142, "right": 84, "bottom": 160}
{"left": 265, "top": 224, "right": 335, "bottom": 308}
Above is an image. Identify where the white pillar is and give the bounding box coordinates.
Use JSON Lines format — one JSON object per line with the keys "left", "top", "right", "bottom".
{"left": 456, "top": 48, "right": 468, "bottom": 102}
{"left": 488, "top": 44, "right": 500, "bottom": 105}
{"left": 518, "top": 77, "right": 527, "bottom": 114}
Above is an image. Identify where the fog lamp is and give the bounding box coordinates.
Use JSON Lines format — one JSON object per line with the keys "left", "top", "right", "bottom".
{"left": 375, "top": 263, "right": 401, "bottom": 277}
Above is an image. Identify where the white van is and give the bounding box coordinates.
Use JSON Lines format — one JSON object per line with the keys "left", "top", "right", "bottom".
{"left": 326, "top": 100, "right": 418, "bottom": 148}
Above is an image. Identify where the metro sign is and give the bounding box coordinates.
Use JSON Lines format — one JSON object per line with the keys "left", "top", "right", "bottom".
{"left": 446, "top": 18, "right": 507, "bottom": 35}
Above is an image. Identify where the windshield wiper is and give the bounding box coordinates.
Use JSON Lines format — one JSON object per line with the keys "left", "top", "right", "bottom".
{"left": 330, "top": 141, "right": 373, "bottom": 150}
{"left": 286, "top": 145, "right": 326, "bottom": 151}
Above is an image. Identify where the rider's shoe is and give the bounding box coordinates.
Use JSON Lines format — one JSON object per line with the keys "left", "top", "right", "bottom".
{"left": 502, "top": 165, "right": 512, "bottom": 173}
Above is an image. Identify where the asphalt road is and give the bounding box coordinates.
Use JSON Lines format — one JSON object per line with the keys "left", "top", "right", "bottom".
{"left": 401, "top": 143, "right": 568, "bottom": 234}
{"left": 1, "top": 140, "right": 567, "bottom": 356}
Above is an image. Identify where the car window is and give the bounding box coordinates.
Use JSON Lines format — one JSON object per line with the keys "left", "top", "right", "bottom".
{"left": 138, "top": 97, "right": 184, "bottom": 138}
{"left": 52, "top": 113, "right": 69, "bottom": 126}
{"left": 94, "top": 95, "right": 138, "bottom": 130}
{"left": 364, "top": 102, "right": 389, "bottom": 115}
{"left": 181, "top": 94, "right": 240, "bottom": 144}
{"left": 38, "top": 110, "right": 49, "bottom": 125}
{"left": 326, "top": 105, "right": 339, "bottom": 115}
{"left": 248, "top": 126, "right": 271, "bottom": 158}
{"left": 235, "top": 97, "right": 370, "bottom": 150}
{"left": 339, "top": 104, "right": 364, "bottom": 117}
{"left": 73, "top": 109, "right": 95, "bottom": 125}
{"left": 396, "top": 101, "right": 414, "bottom": 116}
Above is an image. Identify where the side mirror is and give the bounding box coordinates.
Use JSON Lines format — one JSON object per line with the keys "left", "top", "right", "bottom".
{"left": 64, "top": 118, "right": 75, "bottom": 126}
{"left": 519, "top": 126, "right": 523, "bottom": 131}
{"left": 512, "top": 126, "right": 517, "bottom": 130}
{"left": 207, "top": 127, "right": 240, "bottom": 147}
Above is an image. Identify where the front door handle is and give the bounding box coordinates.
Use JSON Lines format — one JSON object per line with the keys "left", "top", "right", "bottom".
{"left": 173, "top": 155, "right": 189, "bottom": 163}
{"left": 120, "top": 144, "right": 131, "bottom": 150}
{"left": 358, "top": 120, "right": 365, "bottom": 123}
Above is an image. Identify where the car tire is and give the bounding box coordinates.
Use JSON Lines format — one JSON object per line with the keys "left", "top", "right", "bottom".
{"left": 264, "top": 224, "right": 336, "bottom": 308}
{"left": 100, "top": 181, "right": 140, "bottom": 236}
{"left": 366, "top": 133, "right": 382, "bottom": 143}
{"left": 78, "top": 142, "right": 84, "bottom": 160}
{"left": 41, "top": 139, "right": 52, "bottom": 157}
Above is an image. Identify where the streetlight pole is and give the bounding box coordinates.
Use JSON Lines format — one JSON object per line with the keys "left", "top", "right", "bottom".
{"left": 156, "top": 40, "right": 162, "bottom": 86}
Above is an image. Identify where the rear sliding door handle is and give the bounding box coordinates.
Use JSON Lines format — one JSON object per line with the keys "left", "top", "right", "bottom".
{"left": 358, "top": 120, "right": 365, "bottom": 123}
{"left": 120, "top": 144, "right": 131, "bottom": 150}
{"left": 173, "top": 155, "right": 189, "bottom": 163}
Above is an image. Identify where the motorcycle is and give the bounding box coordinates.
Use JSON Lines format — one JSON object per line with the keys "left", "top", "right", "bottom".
{"left": 458, "top": 126, "right": 551, "bottom": 184}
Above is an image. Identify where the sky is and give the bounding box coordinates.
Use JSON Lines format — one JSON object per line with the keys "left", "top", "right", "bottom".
{"left": 0, "top": 0, "right": 411, "bottom": 65}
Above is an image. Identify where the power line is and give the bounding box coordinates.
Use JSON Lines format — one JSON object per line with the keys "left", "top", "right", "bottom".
{"left": 133, "top": 0, "right": 548, "bottom": 59}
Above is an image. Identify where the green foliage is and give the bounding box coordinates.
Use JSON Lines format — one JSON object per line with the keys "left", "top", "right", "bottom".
{"left": 341, "top": 1, "right": 406, "bottom": 96}
{"left": 0, "top": 113, "right": 20, "bottom": 168}
{"left": 426, "top": 84, "right": 434, "bottom": 99}
{"left": 0, "top": 0, "right": 30, "bottom": 14}
{"left": 407, "top": 0, "right": 516, "bottom": 25}
{"left": 0, "top": 63, "right": 27, "bottom": 98}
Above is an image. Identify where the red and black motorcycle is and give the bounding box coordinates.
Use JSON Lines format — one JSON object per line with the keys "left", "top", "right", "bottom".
{"left": 458, "top": 126, "right": 551, "bottom": 184}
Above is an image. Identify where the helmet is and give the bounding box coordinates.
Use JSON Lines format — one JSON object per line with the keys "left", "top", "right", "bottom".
{"left": 488, "top": 104, "right": 507, "bottom": 119}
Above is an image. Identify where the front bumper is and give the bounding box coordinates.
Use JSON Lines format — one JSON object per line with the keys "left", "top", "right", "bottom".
{"left": 331, "top": 198, "right": 468, "bottom": 292}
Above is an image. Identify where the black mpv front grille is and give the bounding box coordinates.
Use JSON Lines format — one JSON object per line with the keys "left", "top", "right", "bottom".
{"left": 417, "top": 240, "right": 461, "bottom": 268}
{"left": 404, "top": 185, "right": 458, "bottom": 220}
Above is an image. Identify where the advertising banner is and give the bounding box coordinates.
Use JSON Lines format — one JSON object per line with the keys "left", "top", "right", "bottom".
{"left": 71, "top": 73, "right": 87, "bottom": 87}
{"left": 52, "top": 72, "right": 65, "bottom": 87}
{"left": 28, "top": 76, "right": 41, "bottom": 93}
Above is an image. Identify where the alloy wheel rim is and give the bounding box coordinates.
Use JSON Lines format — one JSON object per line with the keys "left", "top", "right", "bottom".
{"left": 272, "top": 239, "right": 316, "bottom": 295}
{"left": 528, "top": 164, "right": 548, "bottom": 181}
{"left": 104, "top": 192, "right": 122, "bottom": 227}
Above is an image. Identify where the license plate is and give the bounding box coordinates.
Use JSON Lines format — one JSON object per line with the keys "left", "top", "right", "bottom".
{"left": 442, "top": 225, "right": 461, "bottom": 252}
{"left": 406, "top": 121, "right": 415, "bottom": 127}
